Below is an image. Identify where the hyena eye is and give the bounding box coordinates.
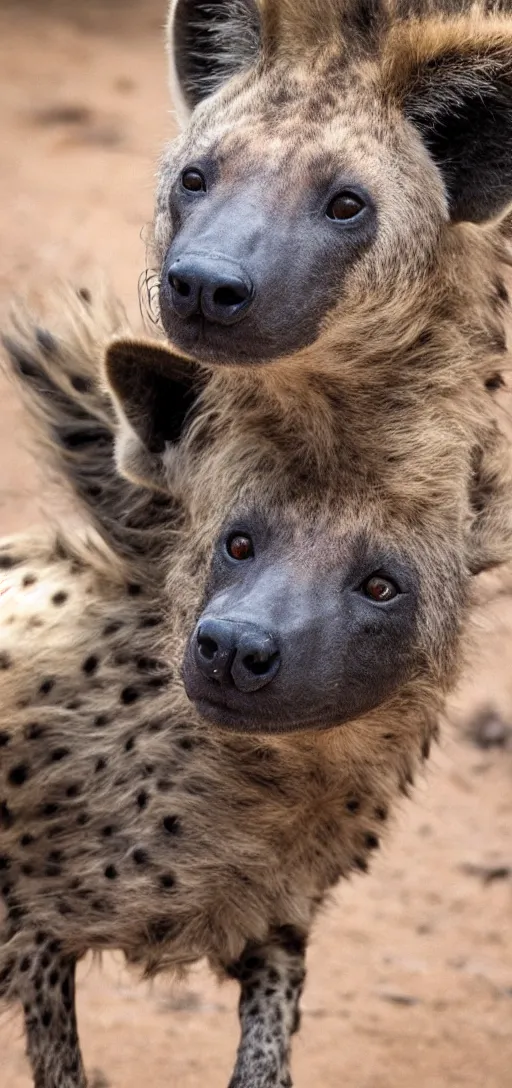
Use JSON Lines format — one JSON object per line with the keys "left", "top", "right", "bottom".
{"left": 362, "top": 575, "right": 398, "bottom": 603}
{"left": 181, "top": 169, "right": 206, "bottom": 193}
{"left": 327, "top": 191, "right": 365, "bottom": 221}
{"left": 226, "top": 533, "right": 254, "bottom": 561}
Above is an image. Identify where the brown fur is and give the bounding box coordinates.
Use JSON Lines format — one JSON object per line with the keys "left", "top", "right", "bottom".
{"left": 0, "top": 277, "right": 510, "bottom": 1086}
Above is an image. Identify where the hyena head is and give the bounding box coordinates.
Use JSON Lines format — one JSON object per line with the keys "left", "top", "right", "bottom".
{"left": 153, "top": 0, "right": 512, "bottom": 368}
{"left": 105, "top": 334, "right": 512, "bottom": 734}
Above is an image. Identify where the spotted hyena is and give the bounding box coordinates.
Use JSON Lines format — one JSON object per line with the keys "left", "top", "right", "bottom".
{"left": 0, "top": 271, "right": 509, "bottom": 1088}
{"left": 151, "top": 0, "right": 512, "bottom": 407}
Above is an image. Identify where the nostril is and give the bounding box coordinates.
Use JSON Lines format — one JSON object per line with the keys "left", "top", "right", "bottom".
{"left": 170, "top": 275, "right": 192, "bottom": 298}
{"left": 197, "top": 635, "right": 218, "bottom": 661}
{"left": 242, "top": 650, "right": 280, "bottom": 676}
{"left": 213, "top": 285, "right": 249, "bottom": 308}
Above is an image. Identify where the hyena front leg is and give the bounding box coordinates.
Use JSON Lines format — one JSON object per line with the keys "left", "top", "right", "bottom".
{"left": 226, "top": 926, "right": 307, "bottom": 1088}
{"left": 20, "top": 935, "right": 86, "bottom": 1088}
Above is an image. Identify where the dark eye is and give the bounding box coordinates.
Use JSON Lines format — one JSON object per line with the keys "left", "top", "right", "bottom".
{"left": 362, "top": 575, "right": 398, "bottom": 603}
{"left": 227, "top": 533, "right": 254, "bottom": 561}
{"left": 181, "top": 168, "right": 206, "bottom": 193}
{"left": 327, "top": 191, "right": 365, "bottom": 221}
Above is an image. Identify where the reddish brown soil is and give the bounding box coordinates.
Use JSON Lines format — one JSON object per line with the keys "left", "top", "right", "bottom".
{"left": 0, "top": 4, "right": 510, "bottom": 1086}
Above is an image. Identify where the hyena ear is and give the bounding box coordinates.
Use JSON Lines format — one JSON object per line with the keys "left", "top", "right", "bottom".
{"left": 386, "top": 22, "right": 512, "bottom": 223}
{"left": 167, "top": 0, "right": 261, "bottom": 124}
{"left": 104, "top": 338, "right": 205, "bottom": 492}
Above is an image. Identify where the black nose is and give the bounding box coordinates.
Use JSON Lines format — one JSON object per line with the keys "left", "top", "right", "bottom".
{"left": 194, "top": 618, "right": 280, "bottom": 693}
{"left": 166, "top": 254, "right": 254, "bottom": 326}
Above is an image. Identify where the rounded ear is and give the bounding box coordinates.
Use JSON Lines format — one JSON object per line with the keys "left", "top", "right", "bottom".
{"left": 167, "top": 0, "right": 261, "bottom": 125}
{"left": 384, "top": 19, "right": 512, "bottom": 223}
{"left": 103, "top": 337, "right": 205, "bottom": 492}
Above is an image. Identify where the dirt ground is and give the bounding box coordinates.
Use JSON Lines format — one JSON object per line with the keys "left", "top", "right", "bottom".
{"left": 0, "top": 3, "right": 511, "bottom": 1086}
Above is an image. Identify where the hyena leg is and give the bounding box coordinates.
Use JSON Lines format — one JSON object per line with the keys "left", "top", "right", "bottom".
{"left": 20, "top": 937, "right": 86, "bottom": 1088}
{"left": 226, "top": 925, "right": 307, "bottom": 1088}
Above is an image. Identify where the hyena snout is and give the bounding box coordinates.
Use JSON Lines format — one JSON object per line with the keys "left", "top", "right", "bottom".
{"left": 165, "top": 252, "right": 254, "bottom": 327}
{"left": 194, "top": 617, "right": 281, "bottom": 691}
{"left": 182, "top": 510, "right": 423, "bottom": 734}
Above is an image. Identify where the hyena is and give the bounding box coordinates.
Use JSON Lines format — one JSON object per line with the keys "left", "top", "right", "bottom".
{"left": 0, "top": 274, "right": 509, "bottom": 1088}
{"left": 152, "top": 0, "right": 512, "bottom": 401}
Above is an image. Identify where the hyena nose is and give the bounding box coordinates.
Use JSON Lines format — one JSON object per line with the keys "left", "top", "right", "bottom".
{"left": 166, "top": 255, "right": 254, "bottom": 326}
{"left": 194, "top": 618, "right": 280, "bottom": 693}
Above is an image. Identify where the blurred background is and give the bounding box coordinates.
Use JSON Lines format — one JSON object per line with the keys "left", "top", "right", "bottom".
{"left": 0, "top": 3, "right": 511, "bottom": 1086}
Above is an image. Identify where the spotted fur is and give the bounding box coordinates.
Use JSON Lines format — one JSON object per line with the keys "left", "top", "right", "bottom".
{"left": 0, "top": 273, "right": 510, "bottom": 1087}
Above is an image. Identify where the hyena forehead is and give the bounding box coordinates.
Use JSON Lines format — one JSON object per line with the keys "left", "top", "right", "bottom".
{"left": 162, "top": 55, "right": 444, "bottom": 221}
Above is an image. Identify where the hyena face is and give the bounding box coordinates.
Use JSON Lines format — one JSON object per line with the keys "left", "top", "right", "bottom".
{"left": 153, "top": 0, "right": 512, "bottom": 367}
{"left": 104, "top": 336, "right": 511, "bottom": 735}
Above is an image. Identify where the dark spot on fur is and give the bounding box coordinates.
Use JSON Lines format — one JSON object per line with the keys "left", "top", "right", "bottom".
{"left": 353, "top": 856, "right": 369, "bottom": 872}
{"left": 0, "top": 555, "right": 21, "bottom": 569}
{"left": 124, "top": 737, "right": 135, "bottom": 752}
{"left": 147, "top": 720, "right": 164, "bottom": 734}
{"left": 136, "top": 790, "right": 148, "bottom": 810}
{"left": 0, "top": 856, "right": 11, "bottom": 871}
{"left": 346, "top": 797, "right": 361, "bottom": 813}
{"left": 42, "top": 803, "right": 60, "bottom": 818}
{"left": 35, "top": 327, "right": 58, "bottom": 356}
{"left": 51, "top": 747, "right": 70, "bottom": 762}
{"left": 95, "top": 757, "right": 107, "bottom": 773}
{"left": 25, "top": 722, "right": 45, "bottom": 741}
{"left": 163, "top": 815, "right": 180, "bottom": 835}
{"left": 178, "top": 737, "right": 194, "bottom": 751}
{"left": 35, "top": 931, "right": 46, "bottom": 946}
{"left": 20, "top": 956, "right": 30, "bottom": 973}
{"left": 70, "top": 373, "right": 92, "bottom": 394}
{"left": 156, "top": 779, "right": 171, "bottom": 792}
{"left": 103, "top": 621, "right": 123, "bottom": 636}
{"left": 104, "top": 865, "right": 117, "bottom": 880}
{"left": 159, "top": 873, "right": 175, "bottom": 890}
{"left": 375, "top": 805, "right": 388, "bottom": 821}
{"left": 421, "top": 738, "right": 431, "bottom": 760}
{"left": 147, "top": 917, "right": 174, "bottom": 943}
{"left": 66, "top": 784, "right": 80, "bottom": 799}
{"left": 39, "top": 678, "right": 55, "bottom": 696}
{"left": 83, "top": 654, "right": 99, "bottom": 675}
{"left": 0, "top": 958, "right": 14, "bottom": 989}
{"left": 136, "top": 656, "right": 159, "bottom": 672}
{"left": 20, "top": 833, "right": 34, "bottom": 847}
{"left": 0, "top": 731, "right": 10, "bottom": 747}
{"left": 127, "top": 583, "right": 142, "bottom": 597}
{"left": 364, "top": 833, "right": 379, "bottom": 850}
{"left": 21, "top": 863, "right": 34, "bottom": 876}
{"left": 66, "top": 699, "right": 82, "bottom": 711}
{"left": 121, "top": 686, "right": 139, "bottom": 705}
{"left": 0, "top": 802, "right": 14, "bottom": 829}
{"left": 22, "top": 573, "right": 37, "bottom": 588}
{"left": 102, "top": 825, "right": 116, "bottom": 838}
{"left": 8, "top": 763, "right": 29, "bottom": 787}
{"left": 133, "top": 848, "right": 149, "bottom": 865}
{"left": 485, "top": 372, "right": 505, "bottom": 391}
{"left": 49, "top": 969, "right": 60, "bottom": 987}
{"left": 51, "top": 591, "right": 68, "bottom": 606}
{"left": 138, "top": 615, "right": 162, "bottom": 629}
{"left": 147, "top": 675, "right": 168, "bottom": 690}
{"left": 0, "top": 652, "right": 11, "bottom": 670}
{"left": 496, "top": 279, "right": 509, "bottom": 305}
{"left": 94, "top": 714, "right": 109, "bottom": 728}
